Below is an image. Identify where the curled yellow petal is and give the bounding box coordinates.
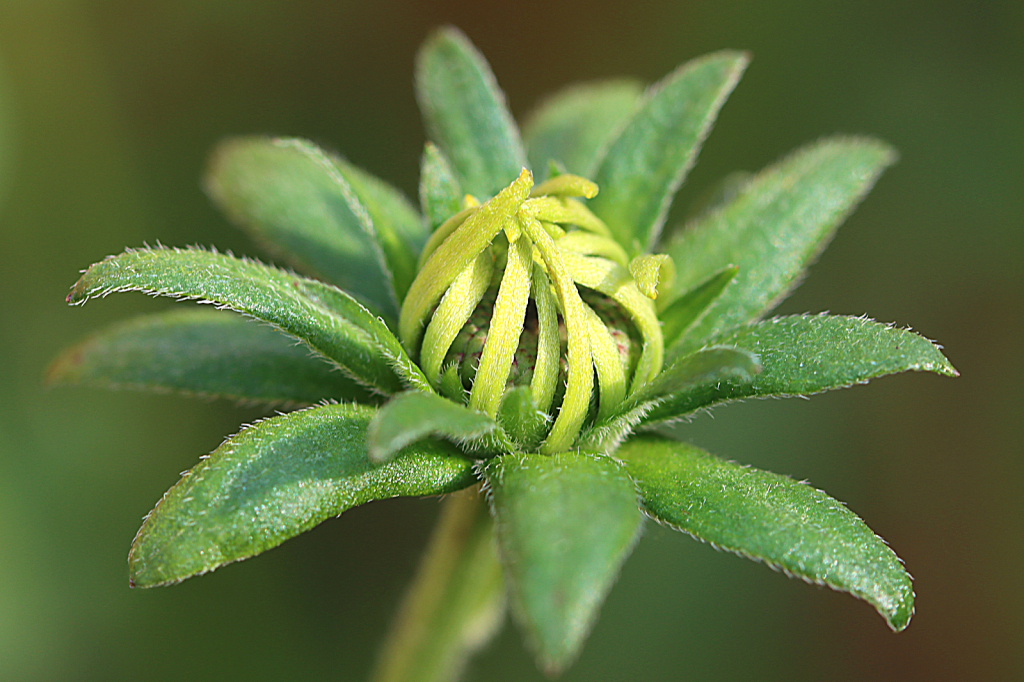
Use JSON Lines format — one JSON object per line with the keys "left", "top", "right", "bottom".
{"left": 520, "top": 213, "right": 594, "bottom": 454}
{"left": 628, "top": 253, "right": 675, "bottom": 300}
{"left": 401, "top": 168, "right": 533, "bottom": 354}
{"left": 470, "top": 235, "right": 533, "bottom": 416}
{"left": 419, "top": 250, "right": 494, "bottom": 385}
{"left": 521, "top": 196, "right": 610, "bottom": 236}
{"left": 530, "top": 174, "right": 599, "bottom": 199}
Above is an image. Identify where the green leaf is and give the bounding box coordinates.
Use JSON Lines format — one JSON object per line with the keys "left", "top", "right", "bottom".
{"left": 618, "top": 435, "right": 915, "bottom": 631}
{"left": 129, "top": 403, "right": 477, "bottom": 587}
{"left": 496, "top": 386, "right": 550, "bottom": 453}
{"left": 644, "top": 314, "right": 957, "bottom": 426}
{"left": 482, "top": 452, "right": 643, "bottom": 674}
{"left": 660, "top": 265, "right": 737, "bottom": 348}
{"left": 46, "top": 309, "right": 374, "bottom": 405}
{"left": 590, "top": 52, "right": 748, "bottom": 256}
{"left": 372, "top": 488, "right": 504, "bottom": 682}
{"left": 662, "top": 137, "right": 898, "bottom": 353}
{"left": 419, "top": 142, "right": 464, "bottom": 231}
{"left": 416, "top": 26, "right": 527, "bottom": 199}
{"left": 367, "top": 391, "right": 509, "bottom": 462}
{"left": 206, "top": 136, "right": 425, "bottom": 320}
{"left": 523, "top": 79, "right": 644, "bottom": 180}
{"left": 67, "top": 246, "right": 431, "bottom": 395}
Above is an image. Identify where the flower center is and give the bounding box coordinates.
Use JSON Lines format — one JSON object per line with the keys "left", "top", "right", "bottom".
{"left": 399, "top": 169, "right": 669, "bottom": 453}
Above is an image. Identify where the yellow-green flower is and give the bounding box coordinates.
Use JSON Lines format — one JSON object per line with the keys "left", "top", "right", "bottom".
{"left": 51, "top": 26, "right": 956, "bottom": 680}
{"left": 401, "top": 168, "right": 665, "bottom": 454}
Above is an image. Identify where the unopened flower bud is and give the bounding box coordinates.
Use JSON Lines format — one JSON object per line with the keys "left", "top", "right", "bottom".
{"left": 400, "top": 169, "right": 666, "bottom": 453}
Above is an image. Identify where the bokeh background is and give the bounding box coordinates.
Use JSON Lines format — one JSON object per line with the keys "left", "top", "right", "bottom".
{"left": 1, "top": 1, "right": 1020, "bottom": 680}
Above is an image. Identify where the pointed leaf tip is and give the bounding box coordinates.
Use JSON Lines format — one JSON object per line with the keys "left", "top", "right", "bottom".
{"left": 65, "top": 247, "right": 430, "bottom": 395}
{"left": 619, "top": 436, "right": 915, "bottom": 631}
{"left": 648, "top": 314, "right": 955, "bottom": 425}
{"left": 420, "top": 142, "right": 464, "bottom": 230}
{"left": 129, "top": 403, "right": 477, "bottom": 587}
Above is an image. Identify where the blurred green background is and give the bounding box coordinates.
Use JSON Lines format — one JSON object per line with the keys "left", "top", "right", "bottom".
{"left": 1, "top": 1, "right": 1020, "bottom": 680}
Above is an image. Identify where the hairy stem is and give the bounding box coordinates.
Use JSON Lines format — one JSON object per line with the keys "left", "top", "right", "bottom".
{"left": 371, "top": 486, "right": 505, "bottom": 682}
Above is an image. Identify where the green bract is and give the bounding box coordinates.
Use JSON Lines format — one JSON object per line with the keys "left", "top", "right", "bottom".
{"left": 52, "top": 25, "right": 957, "bottom": 681}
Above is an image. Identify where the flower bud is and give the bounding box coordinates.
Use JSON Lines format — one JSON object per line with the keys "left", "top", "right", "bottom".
{"left": 400, "top": 170, "right": 666, "bottom": 453}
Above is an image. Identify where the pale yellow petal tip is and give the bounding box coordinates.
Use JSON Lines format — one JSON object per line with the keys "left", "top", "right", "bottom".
{"left": 629, "top": 254, "right": 675, "bottom": 300}
{"left": 530, "top": 174, "right": 599, "bottom": 199}
{"left": 517, "top": 166, "right": 534, "bottom": 187}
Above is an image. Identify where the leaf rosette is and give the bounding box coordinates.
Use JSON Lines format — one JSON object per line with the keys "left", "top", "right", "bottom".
{"left": 52, "top": 25, "right": 956, "bottom": 680}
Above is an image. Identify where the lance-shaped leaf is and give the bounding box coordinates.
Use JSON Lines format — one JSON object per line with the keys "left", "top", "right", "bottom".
{"left": 367, "top": 391, "right": 511, "bottom": 462}
{"left": 419, "top": 142, "right": 464, "bottom": 231}
{"left": 67, "top": 247, "right": 431, "bottom": 395}
{"left": 523, "top": 79, "right": 644, "bottom": 180}
{"left": 46, "top": 309, "right": 374, "bottom": 405}
{"left": 590, "top": 52, "right": 748, "bottom": 256}
{"left": 129, "top": 403, "right": 478, "bottom": 587}
{"left": 206, "top": 137, "right": 425, "bottom": 320}
{"left": 619, "top": 435, "right": 915, "bottom": 631}
{"left": 416, "top": 26, "right": 528, "bottom": 199}
{"left": 663, "top": 137, "right": 898, "bottom": 353}
{"left": 643, "top": 314, "right": 957, "bottom": 426}
{"left": 482, "top": 452, "right": 644, "bottom": 674}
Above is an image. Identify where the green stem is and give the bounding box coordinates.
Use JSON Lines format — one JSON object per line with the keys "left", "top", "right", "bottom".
{"left": 370, "top": 485, "right": 505, "bottom": 682}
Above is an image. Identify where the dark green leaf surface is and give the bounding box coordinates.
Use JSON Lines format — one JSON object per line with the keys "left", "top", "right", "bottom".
{"left": 416, "top": 27, "right": 528, "bottom": 199}
{"left": 419, "top": 142, "right": 464, "bottom": 231}
{"left": 483, "top": 452, "right": 643, "bottom": 674}
{"left": 663, "top": 137, "right": 898, "bottom": 353}
{"left": 67, "top": 247, "right": 431, "bottom": 395}
{"left": 367, "top": 391, "right": 507, "bottom": 462}
{"left": 46, "top": 309, "right": 373, "bottom": 405}
{"left": 206, "top": 137, "right": 423, "bottom": 320}
{"left": 659, "top": 264, "right": 738, "bottom": 348}
{"left": 523, "top": 80, "right": 644, "bottom": 180}
{"left": 644, "top": 314, "right": 957, "bottom": 425}
{"left": 129, "top": 403, "right": 478, "bottom": 587}
{"left": 590, "top": 52, "right": 748, "bottom": 256}
{"left": 619, "top": 435, "right": 915, "bottom": 631}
